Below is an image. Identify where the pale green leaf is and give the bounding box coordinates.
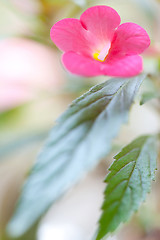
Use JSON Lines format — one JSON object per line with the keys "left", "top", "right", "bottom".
{"left": 7, "top": 75, "right": 144, "bottom": 237}
{"left": 96, "top": 135, "right": 158, "bottom": 240}
{"left": 140, "top": 91, "right": 160, "bottom": 105}
{"left": 0, "top": 131, "right": 47, "bottom": 160}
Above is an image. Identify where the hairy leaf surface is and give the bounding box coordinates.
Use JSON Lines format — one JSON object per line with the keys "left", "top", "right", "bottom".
{"left": 96, "top": 135, "right": 157, "bottom": 240}
{"left": 8, "top": 75, "right": 144, "bottom": 237}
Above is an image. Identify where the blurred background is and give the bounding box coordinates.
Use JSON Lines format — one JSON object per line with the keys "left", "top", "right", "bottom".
{"left": 0, "top": 0, "right": 160, "bottom": 240}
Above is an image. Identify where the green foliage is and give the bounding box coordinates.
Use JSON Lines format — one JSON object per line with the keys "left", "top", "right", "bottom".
{"left": 0, "top": 131, "right": 47, "bottom": 160}
{"left": 140, "top": 91, "right": 160, "bottom": 105}
{"left": 45, "top": 0, "right": 86, "bottom": 7}
{"left": 96, "top": 135, "right": 157, "bottom": 240}
{"left": 7, "top": 75, "right": 144, "bottom": 238}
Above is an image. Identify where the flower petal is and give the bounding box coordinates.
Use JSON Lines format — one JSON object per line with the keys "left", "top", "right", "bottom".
{"left": 62, "top": 52, "right": 142, "bottom": 77}
{"left": 0, "top": 83, "right": 33, "bottom": 112}
{"left": 50, "top": 18, "right": 98, "bottom": 56}
{"left": 102, "top": 55, "right": 143, "bottom": 77}
{"left": 62, "top": 52, "right": 102, "bottom": 77}
{"left": 80, "top": 6, "right": 121, "bottom": 44}
{"left": 109, "top": 23, "right": 151, "bottom": 58}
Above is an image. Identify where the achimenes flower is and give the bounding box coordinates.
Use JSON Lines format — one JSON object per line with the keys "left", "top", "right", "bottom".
{"left": 50, "top": 5, "right": 150, "bottom": 77}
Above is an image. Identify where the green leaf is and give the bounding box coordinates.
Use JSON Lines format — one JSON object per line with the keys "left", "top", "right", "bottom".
{"left": 45, "top": 0, "right": 86, "bottom": 7}
{"left": 140, "top": 91, "right": 160, "bottom": 105}
{"left": 0, "top": 131, "right": 47, "bottom": 161}
{"left": 7, "top": 75, "right": 144, "bottom": 238}
{"left": 96, "top": 135, "right": 158, "bottom": 240}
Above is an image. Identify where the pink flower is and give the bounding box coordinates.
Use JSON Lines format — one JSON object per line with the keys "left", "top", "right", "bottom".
{"left": 0, "top": 38, "right": 64, "bottom": 112}
{"left": 50, "top": 5, "right": 150, "bottom": 77}
{"left": 143, "top": 43, "right": 160, "bottom": 58}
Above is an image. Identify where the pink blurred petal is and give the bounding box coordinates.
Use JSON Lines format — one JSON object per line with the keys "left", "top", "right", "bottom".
{"left": 143, "top": 43, "right": 160, "bottom": 57}
{"left": 0, "top": 38, "right": 64, "bottom": 90}
{"left": 102, "top": 55, "right": 143, "bottom": 77}
{"left": 50, "top": 19, "right": 98, "bottom": 56}
{"left": 0, "top": 38, "right": 65, "bottom": 112}
{"left": 0, "top": 83, "right": 33, "bottom": 112}
{"left": 62, "top": 52, "right": 102, "bottom": 77}
{"left": 80, "top": 6, "right": 121, "bottom": 44}
{"left": 11, "top": 0, "right": 40, "bottom": 14}
{"left": 109, "top": 23, "right": 150, "bottom": 58}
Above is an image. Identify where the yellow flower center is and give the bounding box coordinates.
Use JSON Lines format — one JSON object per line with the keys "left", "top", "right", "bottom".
{"left": 93, "top": 52, "right": 105, "bottom": 62}
{"left": 93, "top": 43, "right": 111, "bottom": 62}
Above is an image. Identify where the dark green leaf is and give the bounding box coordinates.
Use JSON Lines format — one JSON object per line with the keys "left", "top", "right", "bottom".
{"left": 96, "top": 135, "right": 158, "bottom": 240}
{"left": 7, "top": 75, "right": 144, "bottom": 238}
